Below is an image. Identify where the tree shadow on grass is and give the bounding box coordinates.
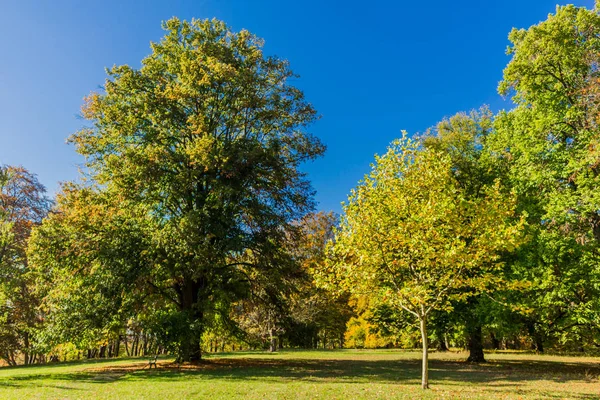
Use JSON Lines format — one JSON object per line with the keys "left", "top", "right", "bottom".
{"left": 1, "top": 356, "right": 599, "bottom": 399}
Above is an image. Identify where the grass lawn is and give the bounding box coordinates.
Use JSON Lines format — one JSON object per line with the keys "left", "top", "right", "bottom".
{"left": 0, "top": 349, "right": 599, "bottom": 399}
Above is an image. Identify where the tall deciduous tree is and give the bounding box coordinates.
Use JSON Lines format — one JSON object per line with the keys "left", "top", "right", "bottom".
{"left": 30, "top": 18, "right": 324, "bottom": 362}
{"left": 491, "top": 4, "right": 600, "bottom": 349}
{"left": 325, "top": 136, "right": 523, "bottom": 389}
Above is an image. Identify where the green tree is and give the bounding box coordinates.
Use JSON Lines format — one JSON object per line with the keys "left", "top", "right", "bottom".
{"left": 30, "top": 18, "right": 323, "bottom": 362}
{"left": 325, "top": 136, "right": 523, "bottom": 389}
{"left": 491, "top": 3, "right": 600, "bottom": 350}
{"left": 28, "top": 185, "right": 155, "bottom": 358}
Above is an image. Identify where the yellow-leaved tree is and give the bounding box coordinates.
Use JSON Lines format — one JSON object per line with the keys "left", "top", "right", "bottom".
{"left": 323, "top": 135, "right": 524, "bottom": 389}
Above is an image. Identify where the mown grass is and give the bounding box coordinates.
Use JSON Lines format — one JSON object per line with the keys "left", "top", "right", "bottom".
{"left": 0, "top": 349, "right": 598, "bottom": 399}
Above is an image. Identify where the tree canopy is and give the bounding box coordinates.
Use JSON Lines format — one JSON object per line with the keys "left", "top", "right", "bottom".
{"left": 29, "top": 17, "right": 324, "bottom": 361}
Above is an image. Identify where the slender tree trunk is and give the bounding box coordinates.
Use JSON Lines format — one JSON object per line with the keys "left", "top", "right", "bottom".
{"left": 133, "top": 335, "right": 139, "bottom": 356}
{"left": 23, "top": 332, "right": 30, "bottom": 365}
{"left": 124, "top": 335, "right": 130, "bottom": 356}
{"left": 419, "top": 315, "right": 429, "bottom": 390}
{"left": 269, "top": 329, "right": 276, "bottom": 352}
{"left": 115, "top": 335, "right": 121, "bottom": 357}
{"left": 490, "top": 332, "right": 501, "bottom": 350}
{"left": 143, "top": 334, "right": 148, "bottom": 356}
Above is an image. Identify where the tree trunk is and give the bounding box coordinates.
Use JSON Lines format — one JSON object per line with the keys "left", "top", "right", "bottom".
{"left": 526, "top": 322, "right": 544, "bottom": 353}
{"left": 419, "top": 315, "right": 429, "bottom": 390}
{"left": 115, "top": 335, "right": 121, "bottom": 357}
{"left": 23, "top": 332, "right": 30, "bottom": 365}
{"left": 269, "top": 329, "right": 277, "bottom": 352}
{"left": 179, "top": 278, "right": 203, "bottom": 362}
{"left": 435, "top": 329, "right": 448, "bottom": 352}
{"left": 535, "top": 336, "right": 544, "bottom": 353}
{"left": 144, "top": 334, "right": 149, "bottom": 356}
{"left": 490, "top": 332, "right": 500, "bottom": 350}
{"left": 133, "top": 335, "right": 139, "bottom": 356}
{"left": 466, "top": 324, "right": 485, "bottom": 362}
{"left": 124, "top": 335, "right": 130, "bottom": 356}
{"left": 182, "top": 339, "right": 202, "bottom": 362}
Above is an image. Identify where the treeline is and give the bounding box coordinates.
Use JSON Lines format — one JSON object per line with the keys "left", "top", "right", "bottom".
{"left": 1, "top": 4, "right": 600, "bottom": 391}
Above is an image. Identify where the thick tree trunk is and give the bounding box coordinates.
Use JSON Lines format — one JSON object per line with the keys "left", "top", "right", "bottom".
{"left": 419, "top": 315, "right": 429, "bottom": 390}
{"left": 182, "top": 340, "right": 202, "bottom": 362}
{"left": 534, "top": 336, "right": 544, "bottom": 353}
{"left": 179, "top": 278, "right": 203, "bottom": 362}
{"left": 466, "top": 324, "right": 485, "bottom": 362}
{"left": 526, "top": 323, "right": 544, "bottom": 353}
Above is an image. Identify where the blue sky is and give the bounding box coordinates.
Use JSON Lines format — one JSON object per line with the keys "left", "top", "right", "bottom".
{"left": 0, "top": 0, "right": 594, "bottom": 212}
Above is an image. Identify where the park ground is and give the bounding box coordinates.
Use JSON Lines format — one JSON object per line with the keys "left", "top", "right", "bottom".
{"left": 0, "top": 349, "right": 599, "bottom": 399}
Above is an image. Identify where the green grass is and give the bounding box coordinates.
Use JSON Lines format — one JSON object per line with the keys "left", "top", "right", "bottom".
{"left": 0, "top": 349, "right": 599, "bottom": 399}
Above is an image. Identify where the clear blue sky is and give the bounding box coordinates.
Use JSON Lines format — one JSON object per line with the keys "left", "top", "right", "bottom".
{"left": 0, "top": 0, "right": 594, "bottom": 213}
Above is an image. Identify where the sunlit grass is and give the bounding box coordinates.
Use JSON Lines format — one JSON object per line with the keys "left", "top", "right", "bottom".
{"left": 0, "top": 349, "right": 598, "bottom": 399}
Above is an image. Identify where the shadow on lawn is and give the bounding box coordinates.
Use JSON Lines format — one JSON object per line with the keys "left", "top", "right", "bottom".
{"left": 1, "top": 356, "right": 599, "bottom": 399}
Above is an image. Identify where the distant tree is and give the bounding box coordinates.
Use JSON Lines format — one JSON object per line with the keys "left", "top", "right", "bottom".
{"left": 235, "top": 211, "right": 352, "bottom": 351}
{"left": 0, "top": 165, "right": 51, "bottom": 365}
{"left": 325, "top": 136, "right": 523, "bottom": 389}
{"left": 288, "top": 212, "right": 353, "bottom": 349}
{"left": 30, "top": 17, "right": 323, "bottom": 362}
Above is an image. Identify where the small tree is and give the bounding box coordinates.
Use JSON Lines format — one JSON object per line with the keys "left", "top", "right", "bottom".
{"left": 325, "top": 136, "right": 523, "bottom": 389}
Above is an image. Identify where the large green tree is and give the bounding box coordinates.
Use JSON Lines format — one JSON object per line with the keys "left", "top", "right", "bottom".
{"left": 30, "top": 18, "right": 324, "bottom": 361}
{"left": 491, "top": 3, "right": 600, "bottom": 350}
{"left": 324, "top": 136, "right": 523, "bottom": 389}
